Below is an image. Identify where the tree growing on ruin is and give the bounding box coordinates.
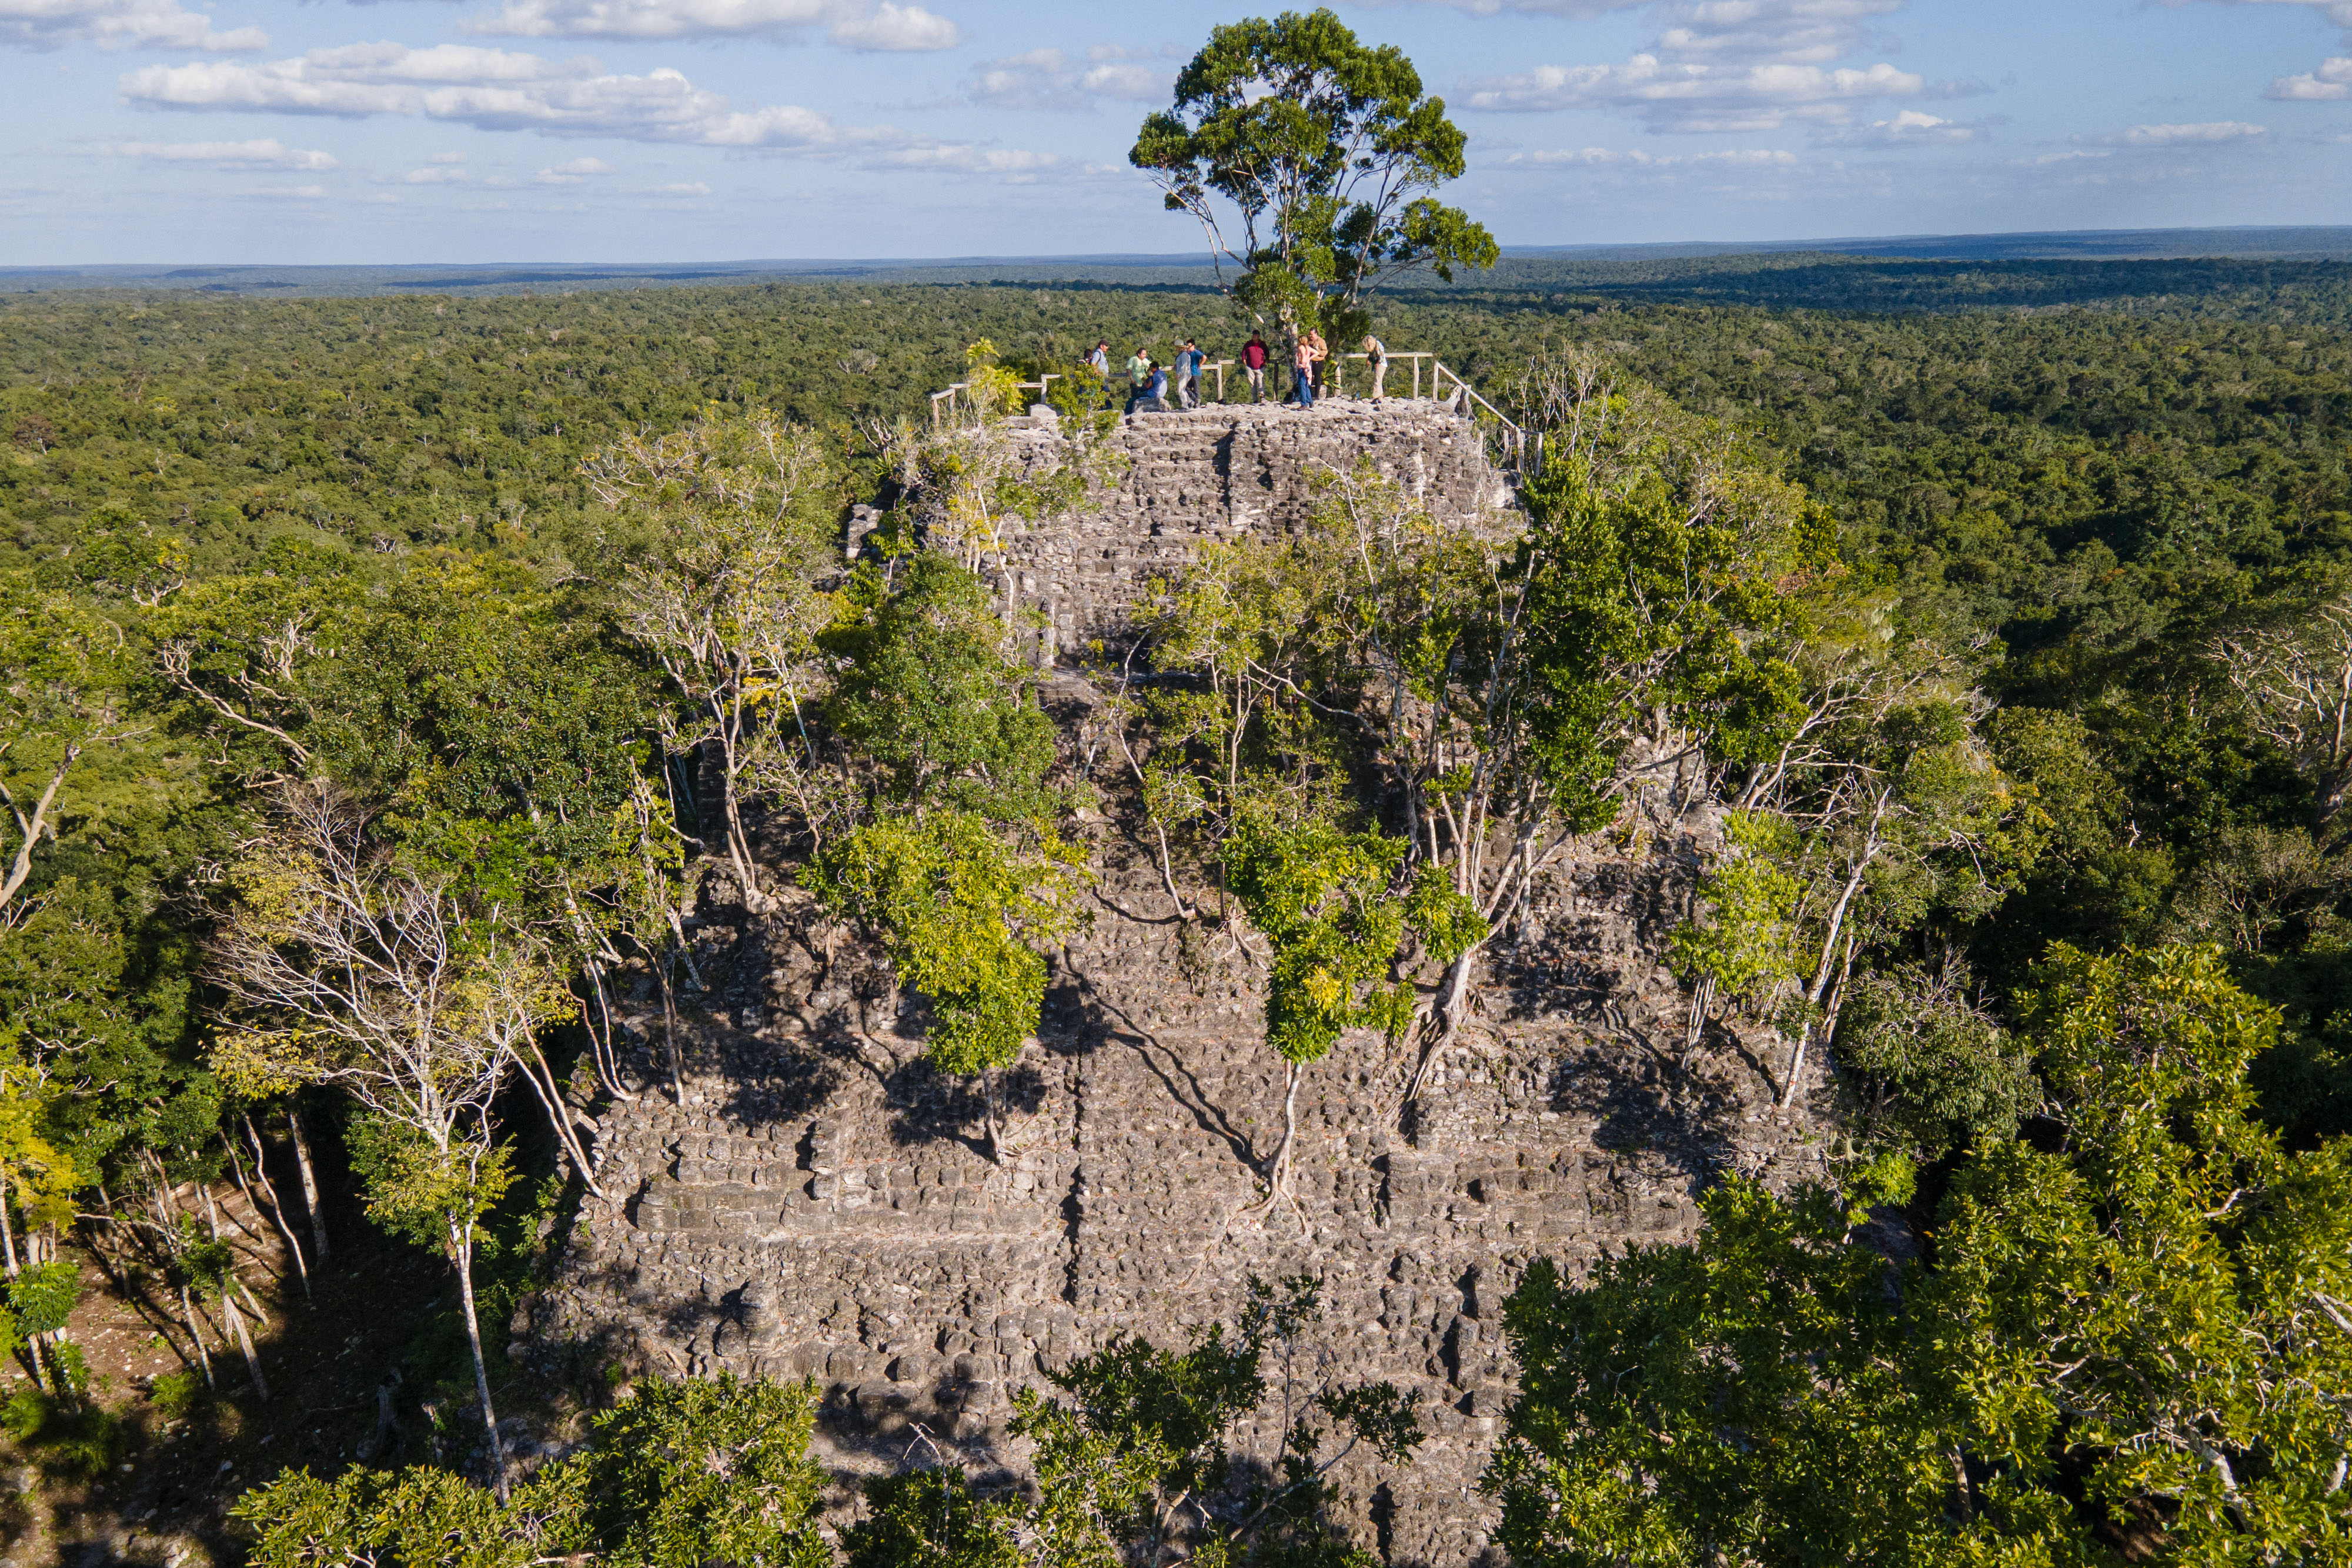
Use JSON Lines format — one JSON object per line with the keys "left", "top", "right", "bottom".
{"left": 843, "top": 1275, "right": 1420, "bottom": 1568}
{"left": 1130, "top": 8, "right": 1496, "bottom": 345}
{"left": 207, "top": 783, "right": 578, "bottom": 1493}
{"left": 807, "top": 555, "right": 1086, "bottom": 1162}
{"left": 588, "top": 407, "right": 840, "bottom": 911}
{"left": 236, "top": 1372, "right": 831, "bottom": 1568}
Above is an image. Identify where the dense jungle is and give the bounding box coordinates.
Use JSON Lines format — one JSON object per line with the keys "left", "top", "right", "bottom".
{"left": 2, "top": 241, "right": 2351, "bottom": 1567}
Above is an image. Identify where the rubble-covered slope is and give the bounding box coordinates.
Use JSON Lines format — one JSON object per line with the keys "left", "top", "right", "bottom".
{"left": 527, "top": 789, "right": 1836, "bottom": 1564}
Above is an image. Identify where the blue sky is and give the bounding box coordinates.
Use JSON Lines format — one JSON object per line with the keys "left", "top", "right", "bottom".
{"left": 3, "top": 0, "right": 2348, "bottom": 263}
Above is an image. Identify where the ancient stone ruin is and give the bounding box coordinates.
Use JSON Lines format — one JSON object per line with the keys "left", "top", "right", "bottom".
{"left": 526, "top": 398, "right": 1834, "bottom": 1566}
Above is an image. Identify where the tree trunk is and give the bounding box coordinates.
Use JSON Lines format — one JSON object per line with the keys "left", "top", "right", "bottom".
{"left": 220, "top": 1289, "right": 269, "bottom": 1402}
{"left": 450, "top": 1216, "right": 510, "bottom": 1499}
{"left": 579, "top": 957, "right": 639, "bottom": 1102}
{"left": 655, "top": 944, "right": 685, "bottom": 1103}
{"left": 179, "top": 1285, "right": 216, "bottom": 1389}
{"left": 1401, "top": 945, "right": 1479, "bottom": 1131}
{"left": 234, "top": 1119, "right": 309, "bottom": 1298}
{"left": 1265, "top": 1061, "right": 1304, "bottom": 1198}
{"left": 512, "top": 1040, "right": 607, "bottom": 1199}
{"left": 1683, "top": 972, "right": 1717, "bottom": 1063}
{"left": 1782, "top": 931, "right": 1857, "bottom": 1110}
{"left": 981, "top": 1067, "right": 1003, "bottom": 1166}
{"left": 286, "top": 1107, "right": 328, "bottom": 1267}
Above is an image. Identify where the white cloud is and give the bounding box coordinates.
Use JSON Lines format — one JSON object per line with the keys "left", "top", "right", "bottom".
{"left": 2077, "top": 120, "right": 2270, "bottom": 144}
{"left": 429, "top": 149, "right": 466, "bottom": 163}
{"left": 2150, "top": 0, "right": 2352, "bottom": 26}
{"left": 1465, "top": 56, "right": 1925, "bottom": 131}
{"left": 1378, "top": 0, "right": 1646, "bottom": 16}
{"left": 826, "top": 1, "right": 956, "bottom": 50}
{"left": 396, "top": 165, "right": 467, "bottom": 182}
{"left": 2268, "top": 55, "right": 2352, "bottom": 98}
{"left": 1652, "top": 0, "right": 1899, "bottom": 66}
{"left": 1816, "top": 108, "right": 1979, "bottom": 145}
{"left": 459, "top": 0, "right": 958, "bottom": 49}
{"left": 81, "top": 136, "right": 336, "bottom": 168}
{"left": 119, "top": 41, "right": 1054, "bottom": 174}
{"left": 1414, "top": 0, "right": 1895, "bottom": 61}
{"left": 2, "top": 0, "right": 265, "bottom": 53}
{"left": 968, "top": 43, "right": 1173, "bottom": 111}
{"left": 536, "top": 153, "right": 613, "bottom": 180}
{"left": 1452, "top": 0, "right": 1969, "bottom": 132}
{"left": 644, "top": 179, "right": 709, "bottom": 193}
{"left": 1505, "top": 144, "right": 1798, "bottom": 166}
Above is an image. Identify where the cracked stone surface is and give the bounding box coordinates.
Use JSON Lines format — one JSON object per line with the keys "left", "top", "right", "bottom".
{"left": 523, "top": 403, "right": 1838, "bottom": 1566}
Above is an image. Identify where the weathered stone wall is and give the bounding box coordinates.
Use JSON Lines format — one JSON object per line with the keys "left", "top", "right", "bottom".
{"left": 527, "top": 403, "right": 1835, "bottom": 1566}
{"left": 984, "top": 400, "right": 1512, "bottom": 656}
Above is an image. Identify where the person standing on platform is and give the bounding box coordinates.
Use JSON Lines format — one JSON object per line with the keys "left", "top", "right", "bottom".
{"left": 1084, "top": 340, "right": 1110, "bottom": 407}
{"left": 1363, "top": 333, "right": 1388, "bottom": 399}
{"left": 1292, "top": 334, "right": 1316, "bottom": 408}
{"left": 1124, "top": 347, "right": 1151, "bottom": 414}
{"left": 1242, "top": 332, "right": 1269, "bottom": 402}
{"left": 1175, "top": 339, "right": 1202, "bottom": 408}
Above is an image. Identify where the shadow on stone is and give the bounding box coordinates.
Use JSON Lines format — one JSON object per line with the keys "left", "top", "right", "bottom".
{"left": 881, "top": 1055, "right": 1048, "bottom": 1155}
{"left": 1048, "top": 967, "right": 1262, "bottom": 1177}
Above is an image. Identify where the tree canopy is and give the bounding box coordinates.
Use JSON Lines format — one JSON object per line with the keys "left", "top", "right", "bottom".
{"left": 1130, "top": 8, "right": 1498, "bottom": 340}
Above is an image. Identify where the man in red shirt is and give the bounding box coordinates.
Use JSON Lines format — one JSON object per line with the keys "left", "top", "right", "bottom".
{"left": 1242, "top": 332, "right": 1269, "bottom": 402}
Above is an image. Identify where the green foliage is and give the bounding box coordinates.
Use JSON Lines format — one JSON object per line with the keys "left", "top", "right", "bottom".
{"left": 1668, "top": 811, "right": 1803, "bottom": 1007}
{"left": 1516, "top": 458, "right": 1812, "bottom": 831}
{"left": 843, "top": 1468, "right": 1025, "bottom": 1568}
{"left": 1835, "top": 964, "right": 2038, "bottom": 1159}
{"left": 587, "top": 1374, "right": 831, "bottom": 1568}
{"left": 1490, "top": 1174, "right": 1960, "bottom": 1568}
{"left": 1, "top": 1388, "right": 123, "bottom": 1479}
{"left": 1130, "top": 9, "right": 1496, "bottom": 331}
{"left": 345, "top": 1112, "right": 517, "bottom": 1256}
{"left": 807, "top": 810, "right": 1085, "bottom": 1076}
{"left": 850, "top": 1276, "right": 1418, "bottom": 1568}
{"left": 821, "top": 553, "right": 1059, "bottom": 821}
{"left": 1223, "top": 810, "right": 1413, "bottom": 1068}
{"left": 1492, "top": 945, "right": 2352, "bottom": 1565}
{"left": 237, "top": 1458, "right": 594, "bottom": 1568}
{"left": 148, "top": 1366, "right": 208, "bottom": 1418}
{"left": 236, "top": 1373, "right": 827, "bottom": 1568}
{"left": 8, "top": 1259, "right": 80, "bottom": 1338}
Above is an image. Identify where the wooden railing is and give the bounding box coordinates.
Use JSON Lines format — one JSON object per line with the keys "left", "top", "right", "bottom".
{"left": 925, "top": 354, "right": 1541, "bottom": 477}
{"left": 930, "top": 373, "right": 1060, "bottom": 427}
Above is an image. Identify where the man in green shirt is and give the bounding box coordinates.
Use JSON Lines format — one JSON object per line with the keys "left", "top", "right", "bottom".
{"left": 1125, "top": 349, "right": 1152, "bottom": 415}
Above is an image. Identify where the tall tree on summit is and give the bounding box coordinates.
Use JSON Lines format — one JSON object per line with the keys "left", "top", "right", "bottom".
{"left": 1130, "top": 9, "right": 1498, "bottom": 346}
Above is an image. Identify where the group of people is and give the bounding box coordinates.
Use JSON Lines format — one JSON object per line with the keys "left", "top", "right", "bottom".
{"left": 1082, "top": 329, "right": 1391, "bottom": 414}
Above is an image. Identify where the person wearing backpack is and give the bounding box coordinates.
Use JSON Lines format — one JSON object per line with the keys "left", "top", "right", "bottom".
{"left": 1083, "top": 340, "right": 1110, "bottom": 407}
{"left": 1242, "top": 333, "right": 1269, "bottom": 402}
